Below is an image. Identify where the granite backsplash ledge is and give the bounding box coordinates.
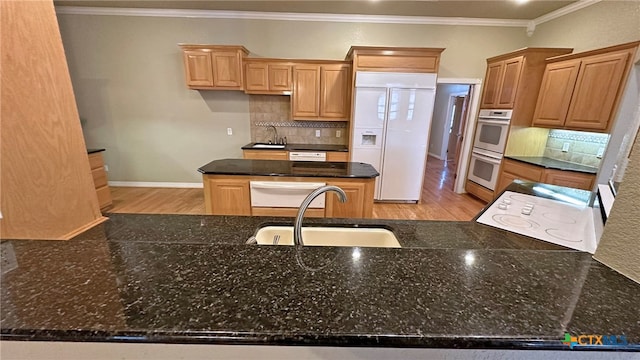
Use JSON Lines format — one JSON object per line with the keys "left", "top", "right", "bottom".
{"left": 249, "top": 95, "right": 349, "bottom": 145}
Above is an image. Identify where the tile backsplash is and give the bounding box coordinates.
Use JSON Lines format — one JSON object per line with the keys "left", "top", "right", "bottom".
{"left": 249, "top": 95, "right": 349, "bottom": 145}
{"left": 543, "top": 129, "right": 610, "bottom": 168}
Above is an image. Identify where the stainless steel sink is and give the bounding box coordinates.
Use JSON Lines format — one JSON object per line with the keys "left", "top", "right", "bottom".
{"left": 251, "top": 143, "right": 285, "bottom": 149}
{"left": 253, "top": 225, "right": 401, "bottom": 248}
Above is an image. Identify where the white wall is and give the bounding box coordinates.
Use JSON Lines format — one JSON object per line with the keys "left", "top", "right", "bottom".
{"left": 428, "top": 84, "right": 470, "bottom": 159}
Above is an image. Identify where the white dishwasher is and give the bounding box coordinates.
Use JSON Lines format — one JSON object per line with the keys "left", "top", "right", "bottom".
{"left": 288, "top": 152, "right": 327, "bottom": 162}
{"left": 250, "top": 181, "right": 326, "bottom": 208}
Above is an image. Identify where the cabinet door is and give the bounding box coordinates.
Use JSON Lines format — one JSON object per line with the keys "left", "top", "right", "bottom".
{"left": 320, "top": 64, "right": 351, "bottom": 119}
{"left": 269, "top": 64, "right": 292, "bottom": 91}
{"left": 326, "top": 151, "right": 349, "bottom": 162}
{"left": 325, "top": 182, "right": 365, "bottom": 218}
{"left": 211, "top": 51, "right": 243, "bottom": 89}
{"left": 532, "top": 59, "right": 581, "bottom": 128}
{"left": 543, "top": 170, "right": 594, "bottom": 190}
{"left": 501, "top": 159, "right": 543, "bottom": 181}
{"left": 565, "top": 51, "right": 629, "bottom": 131}
{"left": 292, "top": 65, "right": 320, "bottom": 119}
{"left": 182, "top": 50, "right": 214, "bottom": 87}
{"left": 480, "top": 61, "right": 503, "bottom": 109}
{"left": 204, "top": 178, "right": 251, "bottom": 215}
{"left": 496, "top": 56, "right": 523, "bottom": 108}
{"left": 245, "top": 63, "right": 269, "bottom": 92}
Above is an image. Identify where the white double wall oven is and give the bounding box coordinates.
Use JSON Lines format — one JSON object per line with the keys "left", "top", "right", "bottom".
{"left": 467, "top": 109, "right": 512, "bottom": 191}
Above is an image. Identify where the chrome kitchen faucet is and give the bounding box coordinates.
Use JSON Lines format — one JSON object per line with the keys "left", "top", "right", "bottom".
{"left": 294, "top": 186, "right": 347, "bottom": 246}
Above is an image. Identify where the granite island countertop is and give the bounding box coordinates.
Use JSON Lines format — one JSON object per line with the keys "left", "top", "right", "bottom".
{"left": 1, "top": 184, "right": 638, "bottom": 351}
{"left": 505, "top": 156, "right": 598, "bottom": 174}
{"left": 241, "top": 142, "right": 348, "bottom": 152}
{"left": 198, "top": 158, "right": 378, "bottom": 178}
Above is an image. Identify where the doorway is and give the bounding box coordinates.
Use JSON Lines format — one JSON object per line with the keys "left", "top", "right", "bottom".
{"left": 426, "top": 79, "right": 481, "bottom": 195}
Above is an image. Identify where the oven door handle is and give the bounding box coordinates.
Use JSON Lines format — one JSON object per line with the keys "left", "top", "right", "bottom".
{"left": 472, "top": 152, "right": 502, "bottom": 165}
{"left": 477, "top": 119, "right": 510, "bottom": 125}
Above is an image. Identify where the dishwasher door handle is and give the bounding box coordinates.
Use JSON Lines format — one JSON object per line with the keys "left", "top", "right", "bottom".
{"left": 250, "top": 181, "right": 325, "bottom": 191}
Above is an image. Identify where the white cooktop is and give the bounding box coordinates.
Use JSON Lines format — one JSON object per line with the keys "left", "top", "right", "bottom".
{"left": 477, "top": 191, "right": 597, "bottom": 253}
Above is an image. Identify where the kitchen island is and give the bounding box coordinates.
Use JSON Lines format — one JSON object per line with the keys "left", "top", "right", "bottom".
{"left": 198, "top": 159, "right": 379, "bottom": 218}
{"left": 2, "top": 182, "right": 639, "bottom": 358}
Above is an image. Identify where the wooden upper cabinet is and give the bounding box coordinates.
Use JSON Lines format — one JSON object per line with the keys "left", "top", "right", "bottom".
{"left": 211, "top": 51, "right": 244, "bottom": 89}
{"left": 532, "top": 42, "right": 639, "bottom": 132}
{"left": 179, "top": 45, "right": 248, "bottom": 90}
{"left": 346, "top": 46, "right": 444, "bottom": 73}
{"left": 269, "top": 64, "right": 292, "bottom": 91}
{"left": 564, "top": 51, "right": 630, "bottom": 131}
{"left": 292, "top": 64, "right": 321, "bottom": 118}
{"left": 480, "top": 62, "right": 504, "bottom": 108}
{"left": 532, "top": 59, "right": 581, "bottom": 128}
{"left": 292, "top": 62, "right": 351, "bottom": 121}
{"left": 244, "top": 60, "right": 292, "bottom": 94}
{"left": 480, "top": 56, "right": 524, "bottom": 109}
{"left": 244, "top": 63, "right": 269, "bottom": 92}
{"left": 320, "top": 64, "right": 350, "bottom": 119}
{"left": 182, "top": 50, "right": 214, "bottom": 87}
{"left": 496, "top": 56, "right": 524, "bottom": 108}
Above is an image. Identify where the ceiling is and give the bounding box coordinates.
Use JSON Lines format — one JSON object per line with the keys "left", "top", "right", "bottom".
{"left": 53, "top": 0, "right": 579, "bottom": 20}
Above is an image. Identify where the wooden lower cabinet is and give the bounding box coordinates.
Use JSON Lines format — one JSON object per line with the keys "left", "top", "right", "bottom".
{"left": 203, "top": 177, "right": 251, "bottom": 215}
{"left": 496, "top": 158, "right": 595, "bottom": 194}
{"left": 243, "top": 150, "right": 350, "bottom": 162}
{"left": 542, "top": 169, "right": 595, "bottom": 190}
{"left": 202, "top": 175, "right": 374, "bottom": 218}
{"left": 326, "top": 151, "right": 349, "bottom": 162}
{"left": 465, "top": 180, "right": 494, "bottom": 203}
{"left": 242, "top": 150, "right": 289, "bottom": 160}
{"left": 88, "top": 152, "right": 113, "bottom": 210}
{"left": 325, "top": 181, "right": 367, "bottom": 218}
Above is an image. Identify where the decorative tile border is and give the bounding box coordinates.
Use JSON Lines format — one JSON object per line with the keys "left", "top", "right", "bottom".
{"left": 254, "top": 121, "right": 347, "bottom": 128}
{"left": 548, "top": 129, "right": 610, "bottom": 144}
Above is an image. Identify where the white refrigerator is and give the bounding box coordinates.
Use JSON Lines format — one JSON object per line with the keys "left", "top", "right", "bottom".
{"left": 351, "top": 72, "right": 437, "bottom": 201}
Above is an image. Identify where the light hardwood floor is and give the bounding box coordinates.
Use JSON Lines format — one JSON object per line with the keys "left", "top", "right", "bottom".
{"left": 109, "top": 157, "right": 486, "bottom": 221}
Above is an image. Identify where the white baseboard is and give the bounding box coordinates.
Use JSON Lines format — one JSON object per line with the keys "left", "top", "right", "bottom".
{"left": 428, "top": 152, "right": 444, "bottom": 160}
{"left": 108, "top": 181, "right": 203, "bottom": 188}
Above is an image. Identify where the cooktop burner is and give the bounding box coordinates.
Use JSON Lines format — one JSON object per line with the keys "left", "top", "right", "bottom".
{"left": 492, "top": 214, "right": 540, "bottom": 229}
{"left": 545, "top": 228, "right": 583, "bottom": 243}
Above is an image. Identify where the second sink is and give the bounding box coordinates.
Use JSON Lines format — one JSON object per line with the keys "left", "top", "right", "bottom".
{"left": 254, "top": 225, "right": 401, "bottom": 248}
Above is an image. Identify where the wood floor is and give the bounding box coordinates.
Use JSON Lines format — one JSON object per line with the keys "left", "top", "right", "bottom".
{"left": 109, "top": 157, "right": 486, "bottom": 221}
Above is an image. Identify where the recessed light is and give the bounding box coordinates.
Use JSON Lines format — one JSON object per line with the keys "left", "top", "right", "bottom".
{"left": 514, "top": 0, "right": 530, "bottom": 4}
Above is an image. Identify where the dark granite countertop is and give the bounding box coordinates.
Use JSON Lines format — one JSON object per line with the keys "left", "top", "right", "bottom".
{"left": 198, "top": 159, "right": 378, "bottom": 178}
{"left": 1, "top": 183, "right": 638, "bottom": 351}
{"left": 87, "top": 148, "right": 105, "bottom": 154}
{"left": 505, "top": 156, "right": 598, "bottom": 174}
{"left": 242, "top": 142, "right": 348, "bottom": 152}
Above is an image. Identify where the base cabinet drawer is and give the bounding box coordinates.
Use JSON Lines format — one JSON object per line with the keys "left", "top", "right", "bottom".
{"left": 465, "top": 180, "right": 494, "bottom": 203}
{"left": 88, "top": 152, "right": 112, "bottom": 210}
{"left": 501, "top": 159, "right": 543, "bottom": 181}
{"left": 542, "top": 169, "right": 594, "bottom": 190}
{"left": 243, "top": 150, "right": 289, "bottom": 160}
{"left": 96, "top": 185, "right": 112, "bottom": 209}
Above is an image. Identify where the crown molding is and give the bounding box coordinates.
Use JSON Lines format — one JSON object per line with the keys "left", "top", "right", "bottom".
{"left": 533, "top": 0, "right": 602, "bottom": 26}
{"left": 55, "top": 6, "right": 529, "bottom": 27}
